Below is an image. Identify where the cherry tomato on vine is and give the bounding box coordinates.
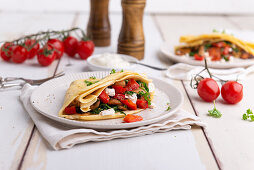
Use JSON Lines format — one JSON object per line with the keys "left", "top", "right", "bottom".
{"left": 221, "top": 81, "right": 243, "bottom": 104}
{"left": 77, "top": 40, "right": 94, "bottom": 60}
{"left": 37, "top": 45, "right": 56, "bottom": 66}
{"left": 0, "top": 42, "right": 14, "bottom": 61}
{"left": 197, "top": 78, "right": 220, "bottom": 102}
{"left": 25, "top": 39, "right": 40, "bottom": 59}
{"left": 12, "top": 45, "right": 28, "bottom": 63}
{"left": 47, "top": 39, "right": 64, "bottom": 59}
{"left": 63, "top": 36, "right": 78, "bottom": 57}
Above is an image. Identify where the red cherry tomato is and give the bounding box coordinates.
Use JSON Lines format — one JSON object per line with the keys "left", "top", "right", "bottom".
{"left": 64, "top": 106, "right": 77, "bottom": 114}
{"left": 112, "top": 85, "right": 126, "bottom": 94}
{"left": 12, "top": 45, "right": 28, "bottom": 63}
{"left": 194, "top": 54, "right": 204, "bottom": 61}
{"left": 37, "top": 45, "right": 56, "bottom": 66}
{"left": 63, "top": 36, "right": 78, "bottom": 57}
{"left": 123, "top": 114, "right": 143, "bottom": 123}
{"left": 121, "top": 99, "right": 137, "bottom": 110}
{"left": 77, "top": 40, "right": 94, "bottom": 60}
{"left": 197, "top": 78, "right": 220, "bottom": 102}
{"left": 208, "top": 47, "right": 221, "bottom": 61}
{"left": 136, "top": 99, "right": 148, "bottom": 109}
{"left": 221, "top": 81, "right": 243, "bottom": 104}
{"left": 126, "top": 79, "right": 139, "bottom": 91}
{"left": 113, "top": 94, "right": 126, "bottom": 101}
{"left": 0, "top": 42, "right": 14, "bottom": 61}
{"left": 47, "top": 39, "right": 64, "bottom": 59}
{"left": 24, "top": 39, "right": 40, "bottom": 59}
{"left": 99, "top": 90, "right": 110, "bottom": 104}
{"left": 212, "top": 42, "right": 226, "bottom": 48}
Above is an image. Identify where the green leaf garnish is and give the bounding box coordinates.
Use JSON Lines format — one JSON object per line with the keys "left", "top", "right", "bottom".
{"left": 121, "top": 69, "right": 124, "bottom": 72}
{"left": 110, "top": 69, "right": 116, "bottom": 74}
{"left": 166, "top": 106, "right": 171, "bottom": 111}
{"left": 138, "top": 91, "right": 151, "bottom": 105}
{"left": 242, "top": 109, "right": 254, "bottom": 121}
{"left": 84, "top": 80, "right": 99, "bottom": 86}
{"left": 212, "top": 29, "right": 219, "bottom": 33}
{"left": 136, "top": 80, "right": 149, "bottom": 92}
{"left": 189, "top": 51, "right": 196, "bottom": 56}
{"left": 208, "top": 101, "right": 222, "bottom": 118}
{"left": 204, "top": 44, "right": 212, "bottom": 50}
{"left": 89, "top": 76, "right": 96, "bottom": 79}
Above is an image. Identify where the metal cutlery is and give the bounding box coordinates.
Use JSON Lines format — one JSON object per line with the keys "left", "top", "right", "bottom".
{"left": 129, "top": 61, "right": 167, "bottom": 71}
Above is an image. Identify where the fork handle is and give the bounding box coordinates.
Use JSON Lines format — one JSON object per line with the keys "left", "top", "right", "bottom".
{"left": 0, "top": 82, "right": 24, "bottom": 89}
{"left": 3, "top": 77, "right": 24, "bottom": 82}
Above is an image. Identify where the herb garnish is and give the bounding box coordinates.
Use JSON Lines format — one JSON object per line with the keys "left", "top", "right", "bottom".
{"left": 242, "top": 109, "right": 254, "bottom": 121}
{"left": 121, "top": 69, "right": 124, "bottom": 72}
{"left": 189, "top": 51, "right": 195, "bottom": 56}
{"left": 84, "top": 80, "right": 99, "bottom": 86}
{"left": 204, "top": 43, "right": 212, "bottom": 50}
{"left": 208, "top": 101, "right": 222, "bottom": 118}
{"left": 136, "top": 80, "right": 149, "bottom": 92}
{"left": 110, "top": 69, "right": 116, "bottom": 74}
{"left": 89, "top": 76, "right": 96, "bottom": 79}
{"left": 166, "top": 102, "right": 171, "bottom": 111}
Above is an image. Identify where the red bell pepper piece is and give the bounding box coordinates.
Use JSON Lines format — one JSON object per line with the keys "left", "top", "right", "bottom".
{"left": 126, "top": 79, "right": 139, "bottom": 91}
{"left": 136, "top": 99, "right": 148, "bottom": 109}
{"left": 113, "top": 93, "right": 126, "bottom": 101}
{"left": 64, "top": 106, "right": 77, "bottom": 114}
{"left": 112, "top": 85, "right": 126, "bottom": 94}
{"left": 123, "top": 114, "right": 143, "bottom": 123}
{"left": 121, "top": 99, "right": 137, "bottom": 110}
{"left": 99, "top": 90, "right": 110, "bottom": 104}
{"left": 194, "top": 54, "right": 204, "bottom": 61}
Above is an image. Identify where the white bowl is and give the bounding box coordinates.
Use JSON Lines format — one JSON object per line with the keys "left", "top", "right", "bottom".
{"left": 87, "top": 53, "right": 138, "bottom": 71}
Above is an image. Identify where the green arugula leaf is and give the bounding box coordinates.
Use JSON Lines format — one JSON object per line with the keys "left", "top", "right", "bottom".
{"left": 136, "top": 80, "right": 149, "bottom": 92}
{"left": 125, "top": 91, "right": 136, "bottom": 95}
{"left": 138, "top": 91, "right": 151, "bottom": 105}
{"left": 166, "top": 106, "right": 171, "bottom": 111}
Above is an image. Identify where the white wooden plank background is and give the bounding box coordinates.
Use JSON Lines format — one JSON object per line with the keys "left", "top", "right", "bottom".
{"left": 1, "top": 10, "right": 254, "bottom": 170}
{"left": 1, "top": 0, "right": 254, "bottom": 14}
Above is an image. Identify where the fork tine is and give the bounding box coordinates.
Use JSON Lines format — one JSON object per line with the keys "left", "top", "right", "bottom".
{"left": 30, "top": 72, "right": 65, "bottom": 85}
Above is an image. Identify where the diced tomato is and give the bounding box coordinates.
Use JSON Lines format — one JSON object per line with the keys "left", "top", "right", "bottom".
{"left": 194, "top": 54, "right": 204, "bottom": 61}
{"left": 126, "top": 79, "right": 139, "bottom": 91}
{"left": 121, "top": 99, "right": 137, "bottom": 110}
{"left": 99, "top": 90, "right": 110, "bottom": 104}
{"left": 113, "top": 94, "right": 126, "bottom": 101}
{"left": 123, "top": 114, "right": 143, "bottom": 123}
{"left": 64, "top": 106, "right": 77, "bottom": 114}
{"left": 212, "top": 42, "right": 226, "bottom": 48}
{"left": 208, "top": 47, "right": 221, "bottom": 61}
{"left": 112, "top": 85, "right": 126, "bottom": 94}
{"left": 136, "top": 99, "right": 148, "bottom": 109}
{"left": 223, "top": 46, "right": 230, "bottom": 55}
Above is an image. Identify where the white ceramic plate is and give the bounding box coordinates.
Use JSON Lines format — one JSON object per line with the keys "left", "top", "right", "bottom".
{"left": 160, "top": 29, "right": 254, "bottom": 69}
{"left": 87, "top": 53, "right": 138, "bottom": 71}
{"left": 160, "top": 42, "right": 254, "bottom": 69}
{"left": 30, "top": 72, "right": 183, "bottom": 129}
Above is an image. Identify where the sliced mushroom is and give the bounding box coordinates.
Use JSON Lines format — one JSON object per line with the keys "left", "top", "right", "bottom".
{"left": 132, "top": 88, "right": 145, "bottom": 93}
{"left": 114, "top": 80, "right": 126, "bottom": 87}
{"left": 108, "top": 98, "right": 122, "bottom": 105}
{"left": 118, "top": 106, "right": 128, "bottom": 111}
{"left": 241, "top": 52, "right": 250, "bottom": 59}
{"left": 90, "top": 100, "right": 100, "bottom": 110}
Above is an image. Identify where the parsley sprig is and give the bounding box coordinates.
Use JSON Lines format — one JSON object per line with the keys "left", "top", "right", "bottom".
{"left": 110, "top": 69, "right": 116, "bottom": 74}
{"left": 208, "top": 101, "right": 222, "bottom": 118}
{"left": 89, "top": 76, "right": 96, "bottom": 79}
{"left": 242, "top": 109, "right": 254, "bottom": 121}
{"left": 166, "top": 102, "right": 171, "bottom": 111}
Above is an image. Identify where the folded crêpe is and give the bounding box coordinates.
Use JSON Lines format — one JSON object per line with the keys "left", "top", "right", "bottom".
{"left": 59, "top": 71, "right": 153, "bottom": 120}
{"left": 175, "top": 33, "right": 254, "bottom": 56}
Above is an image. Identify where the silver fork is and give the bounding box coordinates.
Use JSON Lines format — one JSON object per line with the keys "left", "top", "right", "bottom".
{"left": 0, "top": 72, "right": 65, "bottom": 89}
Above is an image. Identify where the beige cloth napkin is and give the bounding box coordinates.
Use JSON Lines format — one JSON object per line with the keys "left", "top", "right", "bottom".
{"left": 20, "top": 84, "right": 205, "bottom": 150}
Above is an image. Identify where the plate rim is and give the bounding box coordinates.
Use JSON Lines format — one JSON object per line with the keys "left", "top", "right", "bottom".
{"left": 30, "top": 72, "right": 184, "bottom": 129}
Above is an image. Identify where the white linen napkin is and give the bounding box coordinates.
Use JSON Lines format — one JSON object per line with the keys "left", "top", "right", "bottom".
{"left": 20, "top": 84, "right": 205, "bottom": 150}
{"left": 166, "top": 63, "right": 254, "bottom": 81}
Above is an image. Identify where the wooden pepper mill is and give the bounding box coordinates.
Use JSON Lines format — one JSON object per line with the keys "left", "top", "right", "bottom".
{"left": 87, "top": 0, "right": 111, "bottom": 47}
{"left": 117, "top": 0, "right": 146, "bottom": 60}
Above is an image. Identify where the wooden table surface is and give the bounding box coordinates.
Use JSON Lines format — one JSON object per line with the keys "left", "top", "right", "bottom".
{"left": 1, "top": 11, "right": 254, "bottom": 170}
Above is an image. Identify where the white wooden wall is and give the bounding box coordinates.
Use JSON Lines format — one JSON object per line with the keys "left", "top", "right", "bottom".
{"left": 0, "top": 0, "right": 254, "bottom": 14}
